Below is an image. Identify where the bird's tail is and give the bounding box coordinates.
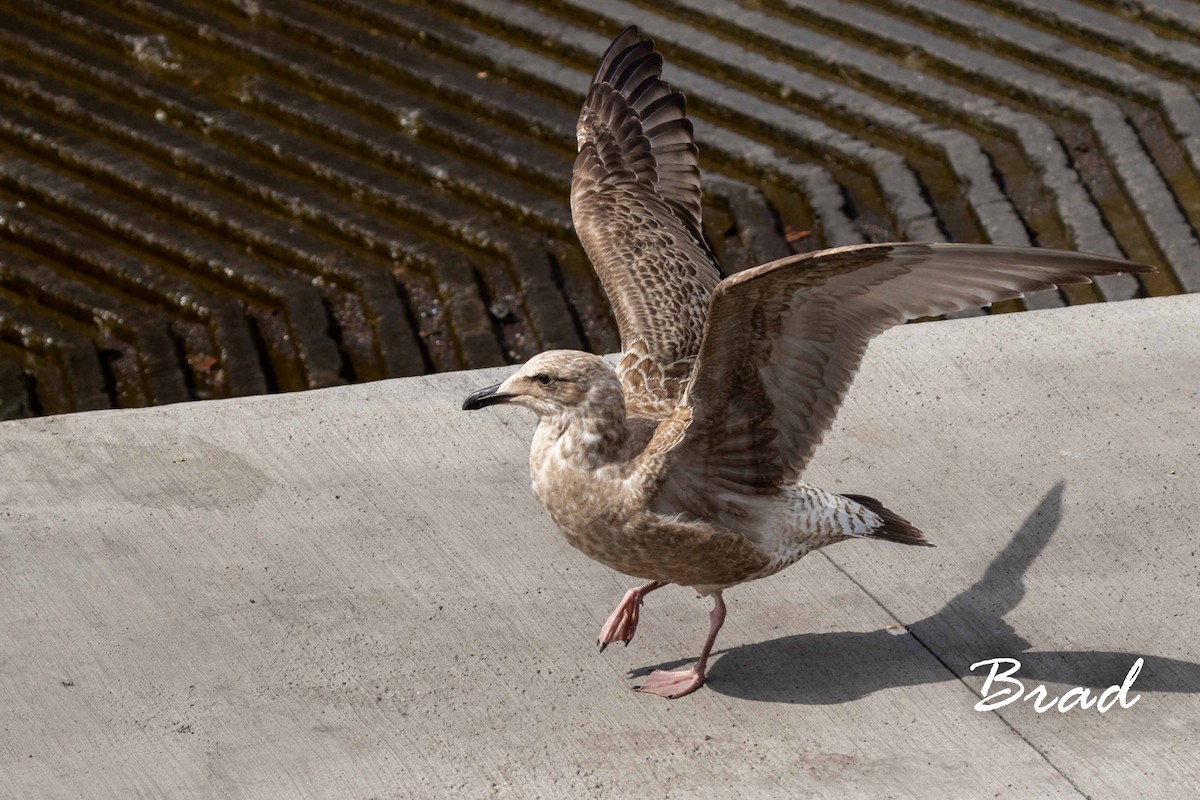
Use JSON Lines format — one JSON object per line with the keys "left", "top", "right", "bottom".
{"left": 842, "top": 494, "right": 934, "bottom": 547}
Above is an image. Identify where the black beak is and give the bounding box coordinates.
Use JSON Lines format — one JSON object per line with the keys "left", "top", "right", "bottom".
{"left": 462, "top": 382, "right": 515, "bottom": 411}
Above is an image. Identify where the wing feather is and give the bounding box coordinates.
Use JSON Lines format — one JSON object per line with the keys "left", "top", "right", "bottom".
{"left": 572, "top": 27, "right": 722, "bottom": 416}
{"left": 644, "top": 243, "right": 1153, "bottom": 518}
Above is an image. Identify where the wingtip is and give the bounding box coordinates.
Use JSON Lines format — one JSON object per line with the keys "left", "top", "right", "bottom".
{"left": 607, "top": 26, "right": 643, "bottom": 60}
{"left": 592, "top": 26, "right": 650, "bottom": 87}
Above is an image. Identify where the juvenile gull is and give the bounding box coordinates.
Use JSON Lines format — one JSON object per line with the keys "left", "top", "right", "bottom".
{"left": 462, "top": 27, "right": 1153, "bottom": 699}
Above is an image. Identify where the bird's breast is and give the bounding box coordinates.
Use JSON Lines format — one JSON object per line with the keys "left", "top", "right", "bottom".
{"left": 531, "top": 456, "right": 627, "bottom": 534}
{"left": 530, "top": 454, "right": 772, "bottom": 586}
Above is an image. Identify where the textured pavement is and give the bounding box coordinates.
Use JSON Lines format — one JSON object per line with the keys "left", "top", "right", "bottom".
{"left": 2, "top": 1, "right": 1197, "bottom": 416}
{"left": 2, "top": 295, "right": 1199, "bottom": 798}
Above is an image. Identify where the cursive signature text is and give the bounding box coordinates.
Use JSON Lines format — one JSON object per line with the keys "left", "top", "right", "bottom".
{"left": 969, "top": 657, "right": 1143, "bottom": 713}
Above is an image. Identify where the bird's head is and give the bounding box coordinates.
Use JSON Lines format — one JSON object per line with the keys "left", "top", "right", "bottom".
{"left": 461, "top": 350, "right": 624, "bottom": 421}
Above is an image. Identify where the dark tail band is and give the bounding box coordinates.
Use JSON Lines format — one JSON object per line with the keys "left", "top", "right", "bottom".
{"left": 843, "top": 494, "right": 934, "bottom": 547}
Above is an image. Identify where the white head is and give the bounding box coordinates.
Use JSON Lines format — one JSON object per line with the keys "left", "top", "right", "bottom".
{"left": 461, "top": 350, "right": 624, "bottom": 422}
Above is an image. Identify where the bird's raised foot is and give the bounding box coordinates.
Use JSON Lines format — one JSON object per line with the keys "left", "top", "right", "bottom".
{"left": 598, "top": 587, "right": 644, "bottom": 652}
{"left": 634, "top": 667, "right": 705, "bottom": 699}
{"left": 598, "top": 581, "right": 664, "bottom": 652}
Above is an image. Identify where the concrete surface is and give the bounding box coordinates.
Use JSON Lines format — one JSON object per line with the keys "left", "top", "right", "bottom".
{"left": 2, "top": 295, "right": 1198, "bottom": 799}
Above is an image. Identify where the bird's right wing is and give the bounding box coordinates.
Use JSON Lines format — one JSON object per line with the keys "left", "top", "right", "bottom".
{"left": 572, "top": 27, "right": 723, "bottom": 415}
{"left": 639, "top": 243, "right": 1152, "bottom": 522}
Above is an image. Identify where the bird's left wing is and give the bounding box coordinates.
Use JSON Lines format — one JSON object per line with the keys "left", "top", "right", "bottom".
{"left": 639, "top": 243, "right": 1152, "bottom": 521}
{"left": 572, "top": 27, "right": 723, "bottom": 416}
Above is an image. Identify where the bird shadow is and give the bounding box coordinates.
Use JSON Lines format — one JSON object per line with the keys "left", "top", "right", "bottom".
{"left": 630, "top": 482, "right": 1200, "bottom": 704}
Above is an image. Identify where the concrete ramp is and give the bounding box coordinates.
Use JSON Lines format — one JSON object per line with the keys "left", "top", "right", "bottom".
{"left": 3, "top": 296, "right": 1199, "bottom": 798}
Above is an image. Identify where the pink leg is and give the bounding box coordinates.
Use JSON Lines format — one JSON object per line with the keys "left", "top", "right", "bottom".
{"left": 598, "top": 580, "right": 665, "bottom": 652}
{"left": 636, "top": 592, "right": 726, "bottom": 699}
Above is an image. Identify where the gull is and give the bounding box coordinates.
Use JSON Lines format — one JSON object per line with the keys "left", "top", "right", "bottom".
{"left": 462, "top": 26, "right": 1152, "bottom": 698}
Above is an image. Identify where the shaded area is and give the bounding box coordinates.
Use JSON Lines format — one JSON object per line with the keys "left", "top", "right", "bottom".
{"left": 637, "top": 483, "right": 1200, "bottom": 704}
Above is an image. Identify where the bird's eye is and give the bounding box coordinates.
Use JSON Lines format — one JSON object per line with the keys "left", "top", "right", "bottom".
{"left": 535, "top": 373, "right": 552, "bottom": 385}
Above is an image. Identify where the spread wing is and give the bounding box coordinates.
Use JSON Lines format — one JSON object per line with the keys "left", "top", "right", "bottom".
{"left": 571, "top": 26, "right": 723, "bottom": 416}
{"left": 644, "top": 243, "right": 1153, "bottom": 520}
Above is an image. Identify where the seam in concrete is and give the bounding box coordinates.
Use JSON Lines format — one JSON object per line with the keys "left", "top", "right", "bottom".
{"left": 817, "top": 550, "right": 1092, "bottom": 800}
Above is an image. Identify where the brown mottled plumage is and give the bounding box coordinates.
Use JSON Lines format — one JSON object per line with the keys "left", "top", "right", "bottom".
{"left": 571, "top": 26, "right": 720, "bottom": 417}
{"left": 462, "top": 27, "right": 1154, "bottom": 699}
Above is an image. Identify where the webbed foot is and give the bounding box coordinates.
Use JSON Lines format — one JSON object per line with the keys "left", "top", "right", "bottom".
{"left": 597, "top": 580, "right": 664, "bottom": 652}
{"left": 635, "top": 667, "right": 705, "bottom": 699}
